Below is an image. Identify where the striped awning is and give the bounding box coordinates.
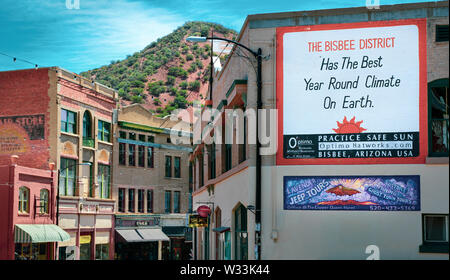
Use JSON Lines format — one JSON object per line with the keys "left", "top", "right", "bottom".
{"left": 14, "top": 224, "right": 70, "bottom": 243}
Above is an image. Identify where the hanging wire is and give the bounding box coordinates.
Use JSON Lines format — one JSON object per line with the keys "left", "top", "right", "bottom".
{"left": 0, "top": 51, "right": 39, "bottom": 69}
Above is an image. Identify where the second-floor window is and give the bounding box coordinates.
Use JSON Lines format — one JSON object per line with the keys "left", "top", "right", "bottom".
{"left": 138, "top": 146, "right": 145, "bottom": 167}
{"left": 119, "top": 143, "right": 126, "bottom": 165}
{"left": 18, "top": 187, "right": 30, "bottom": 214}
{"left": 174, "top": 191, "right": 180, "bottom": 213}
{"left": 61, "top": 109, "right": 76, "bottom": 134}
{"left": 138, "top": 190, "right": 145, "bottom": 213}
{"left": 98, "top": 120, "right": 111, "bottom": 142}
{"left": 59, "top": 158, "right": 76, "bottom": 196}
{"left": 165, "top": 190, "right": 172, "bottom": 213}
{"left": 97, "top": 164, "right": 110, "bottom": 199}
{"left": 128, "top": 189, "right": 135, "bottom": 212}
{"left": 129, "top": 145, "right": 136, "bottom": 166}
{"left": 147, "top": 190, "right": 153, "bottom": 213}
{"left": 147, "top": 147, "right": 154, "bottom": 168}
{"left": 40, "top": 189, "right": 49, "bottom": 214}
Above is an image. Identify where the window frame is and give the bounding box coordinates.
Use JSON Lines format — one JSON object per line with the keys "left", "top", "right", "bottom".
{"left": 97, "top": 164, "right": 110, "bottom": 199}
{"left": 39, "top": 189, "right": 49, "bottom": 214}
{"left": 174, "top": 191, "right": 180, "bottom": 213}
{"left": 18, "top": 186, "right": 30, "bottom": 214}
{"left": 147, "top": 189, "right": 154, "bottom": 213}
{"left": 128, "top": 189, "right": 135, "bottom": 213}
{"left": 59, "top": 158, "right": 76, "bottom": 197}
{"left": 61, "top": 109, "right": 77, "bottom": 134}
{"left": 137, "top": 189, "right": 145, "bottom": 213}
{"left": 165, "top": 156, "right": 172, "bottom": 178}
{"left": 98, "top": 120, "right": 111, "bottom": 142}
{"left": 428, "top": 78, "right": 449, "bottom": 157}
{"left": 165, "top": 190, "right": 172, "bottom": 213}
{"left": 118, "top": 188, "right": 125, "bottom": 213}
{"left": 420, "top": 213, "right": 449, "bottom": 253}
{"left": 174, "top": 157, "right": 181, "bottom": 178}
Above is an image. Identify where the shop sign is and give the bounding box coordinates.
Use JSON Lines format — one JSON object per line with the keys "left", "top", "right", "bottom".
{"left": 197, "top": 205, "right": 211, "bottom": 217}
{"left": 276, "top": 19, "right": 427, "bottom": 165}
{"left": 188, "top": 215, "right": 208, "bottom": 228}
{"left": 115, "top": 216, "right": 160, "bottom": 228}
{"left": 79, "top": 235, "right": 91, "bottom": 244}
{"left": 284, "top": 175, "right": 420, "bottom": 211}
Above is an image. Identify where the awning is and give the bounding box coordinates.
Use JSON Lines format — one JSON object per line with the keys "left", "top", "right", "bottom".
{"left": 116, "top": 228, "right": 170, "bottom": 242}
{"left": 14, "top": 224, "right": 70, "bottom": 243}
{"left": 212, "top": 227, "right": 230, "bottom": 233}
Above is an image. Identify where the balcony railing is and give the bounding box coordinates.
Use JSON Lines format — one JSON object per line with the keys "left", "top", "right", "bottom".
{"left": 83, "top": 137, "right": 95, "bottom": 148}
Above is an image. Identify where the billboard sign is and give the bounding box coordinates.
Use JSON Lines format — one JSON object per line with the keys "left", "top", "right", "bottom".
{"left": 276, "top": 19, "right": 427, "bottom": 165}
{"left": 284, "top": 175, "right": 420, "bottom": 211}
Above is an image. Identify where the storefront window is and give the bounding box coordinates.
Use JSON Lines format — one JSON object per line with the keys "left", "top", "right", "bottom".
{"left": 79, "top": 235, "right": 92, "bottom": 260}
{"left": 429, "top": 79, "right": 449, "bottom": 156}
{"left": 14, "top": 243, "right": 48, "bottom": 260}
{"left": 95, "top": 244, "right": 110, "bottom": 260}
{"left": 97, "top": 164, "right": 110, "bottom": 199}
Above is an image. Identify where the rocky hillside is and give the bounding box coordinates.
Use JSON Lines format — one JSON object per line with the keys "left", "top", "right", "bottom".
{"left": 80, "top": 22, "right": 237, "bottom": 118}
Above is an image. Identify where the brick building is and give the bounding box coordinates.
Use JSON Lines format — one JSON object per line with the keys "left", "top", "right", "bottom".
{"left": 112, "top": 104, "right": 193, "bottom": 260}
{"left": 0, "top": 67, "right": 118, "bottom": 260}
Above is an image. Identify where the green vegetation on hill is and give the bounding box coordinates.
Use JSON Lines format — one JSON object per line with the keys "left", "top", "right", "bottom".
{"left": 80, "top": 21, "right": 237, "bottom": 117}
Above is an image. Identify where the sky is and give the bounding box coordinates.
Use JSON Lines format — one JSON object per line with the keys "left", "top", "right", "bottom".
{"left": 0, "top": 0, "right": 435, "bottom": 73}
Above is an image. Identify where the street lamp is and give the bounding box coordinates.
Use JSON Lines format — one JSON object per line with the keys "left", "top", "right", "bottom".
{"left": 56, "top": 162, "right": 92, "bottom": 225}
{"left": 186, "top": 35, "right": 263, "bottom": 260}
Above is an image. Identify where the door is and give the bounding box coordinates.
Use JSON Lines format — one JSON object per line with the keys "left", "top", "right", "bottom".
{"left": 79, "top": 234, "right": 92, "bottom": 260}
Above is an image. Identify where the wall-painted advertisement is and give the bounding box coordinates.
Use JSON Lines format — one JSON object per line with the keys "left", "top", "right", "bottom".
{"left": 276, "top": 19, "right": 427, "bottom": 165}
{"left": 0, "top": 114, "right": 45, "bottom": 155}
{"left": 284, "top": 175, "right": 420, "bottom": 211}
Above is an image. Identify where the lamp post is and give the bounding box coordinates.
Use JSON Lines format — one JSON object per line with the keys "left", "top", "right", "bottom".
{"left": 186, "top": 36, "right": 263, "bottom": 260}
{"left": 56, "top": 162, "right": 92, "bottom": 225}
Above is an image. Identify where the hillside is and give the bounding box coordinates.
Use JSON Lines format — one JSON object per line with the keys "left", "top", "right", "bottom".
{"left": 80, "top": 22, "right": 237, "bottom": 118}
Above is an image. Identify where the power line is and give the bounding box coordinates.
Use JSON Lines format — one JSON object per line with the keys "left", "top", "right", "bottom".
{"left": 0, "top": 51, "right": 39, "bottom": 69}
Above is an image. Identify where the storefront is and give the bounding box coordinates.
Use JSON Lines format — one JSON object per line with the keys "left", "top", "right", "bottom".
{"left": 114, "top": 215, "right": 170, "bottom": 260}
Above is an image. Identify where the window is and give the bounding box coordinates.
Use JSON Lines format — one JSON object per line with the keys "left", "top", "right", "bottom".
{"left": 61, "top": 109, "right": 76, "bottom": 134}
{"left": 128, "top": 144, "right": 136, "bottom": 166}
{"left": 138, "top": 190, "right": 145, "bottom": 213}
{"left": 225, "top": 144, "right": 232, "bottom": 172}
{"left": 138, "top": 146, "right": 145, "bottom": 167}
{"left": 148, "top": 136, "right": 155, "bottom": 143}
{"left": 118, "top": 188, "right": 125, "bottom": 212}
{"left": 147, "top": 190, "right": 153, "bottom": 213}
{"left": 18, "top": 187, "right": 30, "bottom": 214}
{"left": 147, "top": 147, "right": 154, "bottom": 168}
{"left": 129, "top": 132, "right": 136, "bottom": 140}
{"left": 59, "top": 158, "right": 76, "bottom": 196}
{"left": 174, "top": 191, "right": 180, "bottom": 213}
{"left": 119, "top": 143, "right": 126, "bottom": 165}
{"left": 174, "top": 157, "right": 181, "bottom": 178}
{"left": 128, "top": 189, "right": 135, "bottom": 212}
{"left": 139, "top": 135, "right": 146, "bottom": 142}
{"left": 39, "top": 189, "right": 49, "bottom": 214}
{"left": 165, "top": 191, "right": 172, "bottom": 213}
{"left": 119, "top": 131, "right": 127, "bottom": 139}
{"left": 95, "top": 244, "right": 109, "bottom": 260}
{"left": 208, "top": 144, "right": 216, "bottom": 179}
{"left": 428, "top": 79, "right": 449, "bottom": 156}
{"left": 83, "top": 111, "right": 92, "bottom": 139}
{"left": 97, "top": 165, "right": 110, "bottom": 199}
{"left": 234, "top": 204, "right": 248, "bottom": 260}
{"left": 98, "top": 120, "right": 111, "bottom": 142}
{"left": 420, "top": 214, "right": 449, "bottom": 253}
{"left": 165, "top": 156, "right": 172, "bottom": 177}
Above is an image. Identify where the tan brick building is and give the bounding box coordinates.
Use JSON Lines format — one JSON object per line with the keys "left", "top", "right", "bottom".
{"left": 112, "top": 104, "right": 193, "bottom": 260}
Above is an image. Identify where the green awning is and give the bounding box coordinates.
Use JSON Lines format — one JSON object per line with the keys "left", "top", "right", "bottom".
{"left": 15, "top": 224, "right": 70, "bottom": 243}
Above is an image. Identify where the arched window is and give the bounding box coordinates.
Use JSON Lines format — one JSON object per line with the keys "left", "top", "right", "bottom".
{"left": 83, "top": 111, "right": 94, "bottom": 147}
{"left": 40, "top": 189, "right": 49, "bottom": 214}
{"left": 18, "top": 187, "right": 30, "bottom": 214}
{"left": 234, "top": 204, "right": 248, "bottom": 260}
